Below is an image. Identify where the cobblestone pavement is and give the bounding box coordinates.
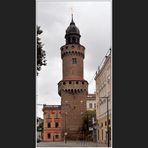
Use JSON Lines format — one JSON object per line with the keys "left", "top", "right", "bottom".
{"left": 37, "top": 140, "right": 108, "bottom": 147}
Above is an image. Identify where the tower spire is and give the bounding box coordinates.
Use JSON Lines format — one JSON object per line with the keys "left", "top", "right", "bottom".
{"left": 70, "top": 7, "right": 74, "bottom": 24}
{"left": 72, "top": 13, "right": 73, "bottom": 22}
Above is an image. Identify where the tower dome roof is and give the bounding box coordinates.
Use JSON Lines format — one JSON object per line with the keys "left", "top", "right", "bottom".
{"left": 65, "top": 16, "right": 80, "bottom": 36}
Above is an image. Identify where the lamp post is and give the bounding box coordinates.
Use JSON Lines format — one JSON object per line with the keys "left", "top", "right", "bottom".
{"left": 64, "top": 112, "right": 67, "bottom": 144}
{"left": 100, "top": 96, "right": 110, "bottom": 147}
{"left": 95, "top": 123, "right": 99, "bottom": 147}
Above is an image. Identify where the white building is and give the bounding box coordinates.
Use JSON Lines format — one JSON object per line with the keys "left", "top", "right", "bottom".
{"left": 86, "top": 94, "right": 96, "bottom": 111}
{"left": 95, "top": 50, "right": 112, "bottom": 146}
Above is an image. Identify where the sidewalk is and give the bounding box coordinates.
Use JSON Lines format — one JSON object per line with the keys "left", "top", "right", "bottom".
{"left": 37, "top": 140, "right": 108, "bottom": 147}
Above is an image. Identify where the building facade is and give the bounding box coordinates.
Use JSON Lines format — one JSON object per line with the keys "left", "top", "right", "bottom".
{"left": 58, "top": 15, "right": 88, "bottom": 140}
{"left": 95, "top": 50, "right": 112, "bottom": 146}
{"left": 86, "top": 94, "right": 97, "bottom": 141}
{"left": 42, "top": 105, "right": 62, "bottom": 142}
{"left": 86, "top": 94, "right": 96, "bottom": 111}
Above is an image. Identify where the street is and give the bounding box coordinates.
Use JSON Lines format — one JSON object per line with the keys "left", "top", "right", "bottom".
{"left": 37, "top": 140, "right": 108, "bottom": 147}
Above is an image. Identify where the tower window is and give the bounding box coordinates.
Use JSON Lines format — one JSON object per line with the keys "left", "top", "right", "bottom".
{"left": 72, "top": 37, "right": 76, "bottom": 43}
{"left": 75, "top": 38, "right": 77, "bottom": 43}
{"left": 66, "top": 46, "right": 68, "bottom": 49}
{"left": 72, "top": 58, "right": 77, "bottom": 64}
{"left": 76, "top": 81, "right": 78, "bottom": 84}
{"left": 63, "top": 82, "right": 66, "bottom": 85}
{"left": 69, "top": 81, "right": 72, "bottom": 84}
{"left": 68, "top": 37, "right": 70, "bottom": 44}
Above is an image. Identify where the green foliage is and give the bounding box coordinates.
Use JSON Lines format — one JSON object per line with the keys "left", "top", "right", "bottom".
{"left": 37, "top": 121, "right": 43, "bottom": 132}
{"left": 37, "top": 26, "right": 47, "bottom": 75}
{"left": 81, "top": 110, "right": 96, "bottom": 133}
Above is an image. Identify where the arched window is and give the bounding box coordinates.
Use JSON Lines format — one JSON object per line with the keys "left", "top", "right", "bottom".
{"left": 73, "top": 37, "right": 75, "bottom": 43}
{"left": 75, "top": 38, "right": 77, "bottom": 43}
{"left": 68, "top": 37, "right": 70, "bottom": 44}
{"left": 77, "top": 38, "right": 79, "bottom": 43}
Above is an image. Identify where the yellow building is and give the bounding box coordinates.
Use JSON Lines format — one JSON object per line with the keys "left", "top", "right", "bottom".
{"left": 95, "top": 49, "right": 112, "bottom": 146}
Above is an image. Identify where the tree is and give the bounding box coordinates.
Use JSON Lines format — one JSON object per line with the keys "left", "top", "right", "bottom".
{"left": 37, "top": 121, "right": 43, "bottom": 132}
{"left": 81, "top": 110, "right": 96, "bottom": 139}
{"left": 37, "top": 26, "right": 47, "bottom": 75}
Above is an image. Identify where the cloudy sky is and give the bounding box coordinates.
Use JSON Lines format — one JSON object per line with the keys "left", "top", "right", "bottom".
{"left": 36, "top": 0, "right": 112, "bottom": 118}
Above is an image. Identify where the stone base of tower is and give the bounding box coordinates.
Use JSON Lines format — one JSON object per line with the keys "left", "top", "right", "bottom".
{"left": 66, "top": 131, "right": 81, "bottom": 141}
{"left": 58, "top": 79, "right": 88, "bottom": 141}
{"left": 61, "top": 130, "right": 84, "bottom": 141}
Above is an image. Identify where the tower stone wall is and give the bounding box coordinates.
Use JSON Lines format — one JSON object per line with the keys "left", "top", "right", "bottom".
{"left": 58, "top": 16, "right": 88, "bottom": 140}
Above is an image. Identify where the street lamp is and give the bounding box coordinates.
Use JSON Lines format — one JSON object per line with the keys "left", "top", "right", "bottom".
{"left": 100, "top": 96, "right": 110, "bottom": 147}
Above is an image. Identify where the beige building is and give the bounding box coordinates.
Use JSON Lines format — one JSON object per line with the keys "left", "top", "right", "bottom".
{"left": 95, "top": 50, "right": 112, "bottom": 146}
{"left": 86, "top": 94, "right": 96, "bottom": 111}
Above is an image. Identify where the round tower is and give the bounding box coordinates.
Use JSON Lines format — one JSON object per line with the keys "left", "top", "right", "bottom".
{"left": 58, "top": 15, "right": 88, "bottom": 140}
